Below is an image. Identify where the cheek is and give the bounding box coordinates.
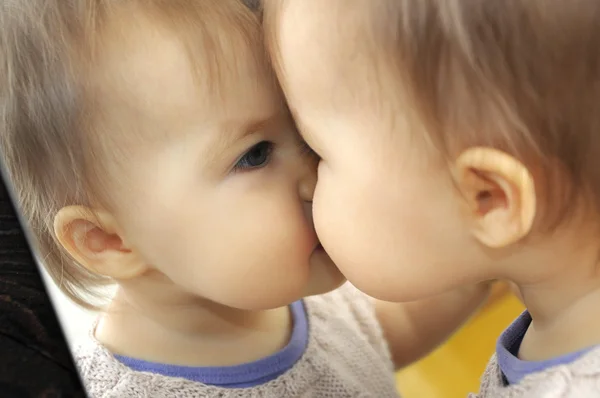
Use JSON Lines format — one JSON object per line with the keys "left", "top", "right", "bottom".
{"left": 312, "top": 169, "right": 375, "bottom": 281}
{"left": 158, "top": 189, "right": 316, "bottom": 309}
{"left": 312, "top": 165, "right": 448, "bottom": 300}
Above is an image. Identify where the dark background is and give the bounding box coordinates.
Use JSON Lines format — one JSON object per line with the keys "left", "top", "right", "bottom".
{"left": 0, "top": 171, "right": 87, "bottom": 397}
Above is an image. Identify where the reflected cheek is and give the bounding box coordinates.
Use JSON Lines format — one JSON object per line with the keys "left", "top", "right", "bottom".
{"left": 181, "top": 211, "right": 316, "bottom": 308}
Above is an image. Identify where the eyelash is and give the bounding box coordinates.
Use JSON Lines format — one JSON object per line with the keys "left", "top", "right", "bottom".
{"left": 232, "top": 141, "right": 274, "bottom": 172}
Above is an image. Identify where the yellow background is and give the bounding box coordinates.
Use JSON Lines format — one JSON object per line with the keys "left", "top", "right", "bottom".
{"left": 395, "top": 284, "right": 525, "bottom": 397}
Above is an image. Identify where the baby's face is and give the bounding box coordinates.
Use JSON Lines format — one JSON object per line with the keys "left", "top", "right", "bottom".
{"left": 273, "top": 2, "right": 480, "bottom": 301}
{"left": 94, "top": 20, "right": 343, "bottom": 310}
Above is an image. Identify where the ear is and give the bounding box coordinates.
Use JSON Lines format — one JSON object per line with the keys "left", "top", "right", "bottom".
{"left": 53, "top": 206, "right": 148, "bottom": 280}
{"left": 454, "top": 147, "right": 536, "bottom": 248}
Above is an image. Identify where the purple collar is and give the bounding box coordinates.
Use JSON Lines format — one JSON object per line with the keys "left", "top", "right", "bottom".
{"left": 496, "top": 310, "right": 594, "bottom": 385}
{"left": 115, "top": 300, "right": 309, "bottom": 388}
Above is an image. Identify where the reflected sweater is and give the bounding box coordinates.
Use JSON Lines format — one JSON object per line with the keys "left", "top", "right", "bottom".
{"left": 74, "top": 283, "right": 400, "bottom": 398}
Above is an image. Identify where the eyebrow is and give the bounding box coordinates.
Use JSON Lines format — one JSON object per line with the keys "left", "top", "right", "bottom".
{"left": 240, "top": 117, "right": 275, "bottom": 138}
{"left": 225, "top": 112, "right": 284, "bottom": 144}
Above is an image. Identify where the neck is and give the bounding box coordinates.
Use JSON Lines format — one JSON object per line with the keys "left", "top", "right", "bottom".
{"left": 95, "top": 277, "right": 292, "bottom": 366}
{"left": 513, "top": 237, "right": 600, "bottom": 361}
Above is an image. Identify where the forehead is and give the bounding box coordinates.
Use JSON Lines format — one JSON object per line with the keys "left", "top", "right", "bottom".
{"left": 95, "top": 21, "right": 197, "bottom": 122}
{"left": 276, "top": 3, "right": 344, "bottom": 94}
{"left": 89, "top": 10, "right": 280, "bottom": 141}
{"left": 274, "top": 1, "right": 385, "bottom": 114}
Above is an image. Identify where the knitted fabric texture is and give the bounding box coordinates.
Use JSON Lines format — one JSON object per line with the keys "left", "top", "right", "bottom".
{"left": 471, "top": 347, "right": 600, "bottom": 398}
{"left": 75, "top": 282, "right": 400, "bottom": 398}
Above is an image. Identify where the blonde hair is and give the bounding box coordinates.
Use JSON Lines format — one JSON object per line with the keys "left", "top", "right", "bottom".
{"left": 263, "top": 0, "right": 600, "bottom": 228}
{"left": 0, "top": 0, "right": 263, "bottom": 309}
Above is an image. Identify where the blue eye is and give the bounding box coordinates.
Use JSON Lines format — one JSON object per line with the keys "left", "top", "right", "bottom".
{"left": 233, "top": 141, "right": 274, "bottom": 171}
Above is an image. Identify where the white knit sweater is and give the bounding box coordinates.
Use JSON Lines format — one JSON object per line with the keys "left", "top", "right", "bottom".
{"left": 74, "top": 283, "right": 400, "bottom": 397}
{"left": 471, "top": 347, "right": 600, "bottom": 397}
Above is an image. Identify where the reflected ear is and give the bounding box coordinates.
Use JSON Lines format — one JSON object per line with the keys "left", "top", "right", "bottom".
{"left": 53, "top": 206, "right": 148, "bottom": 280}
{"left": 454, "top": 147, "right": 536, "bottom": 248}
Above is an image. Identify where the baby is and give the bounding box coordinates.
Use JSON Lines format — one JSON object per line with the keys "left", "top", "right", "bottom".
{"left": 0, "top": 0, "right": 489, "bottom": 397}
{"left": 263, "top": 0, "right": 600, "bottom": 396}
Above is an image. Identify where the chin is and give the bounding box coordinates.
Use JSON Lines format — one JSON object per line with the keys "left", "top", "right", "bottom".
{"left": 231, "top": 274, "right": 346, "bottom": 310}
{"left": 361, "top": 279, "right": 445, "bottom": 302}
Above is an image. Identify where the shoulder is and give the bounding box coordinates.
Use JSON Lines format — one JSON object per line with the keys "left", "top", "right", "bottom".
{"left": 74, "top": 336, "right": 185, "bottom": 397}
{"left": 72, "top": 338, "right": 130, "bottom": 397}
{"left": 542, "top": 347, "right": 600, "bottom": 397}
{"left": 473, "top": 348, "right": 600, "bottom": 398}
{"left": 74, "top": 295, "right": 399, "bottom": 398}
{"left": 74, "top": 323, "right": 400, "bottom": 398}
{"left": 74, "top": 339, "right": 240, "bottom": 398}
